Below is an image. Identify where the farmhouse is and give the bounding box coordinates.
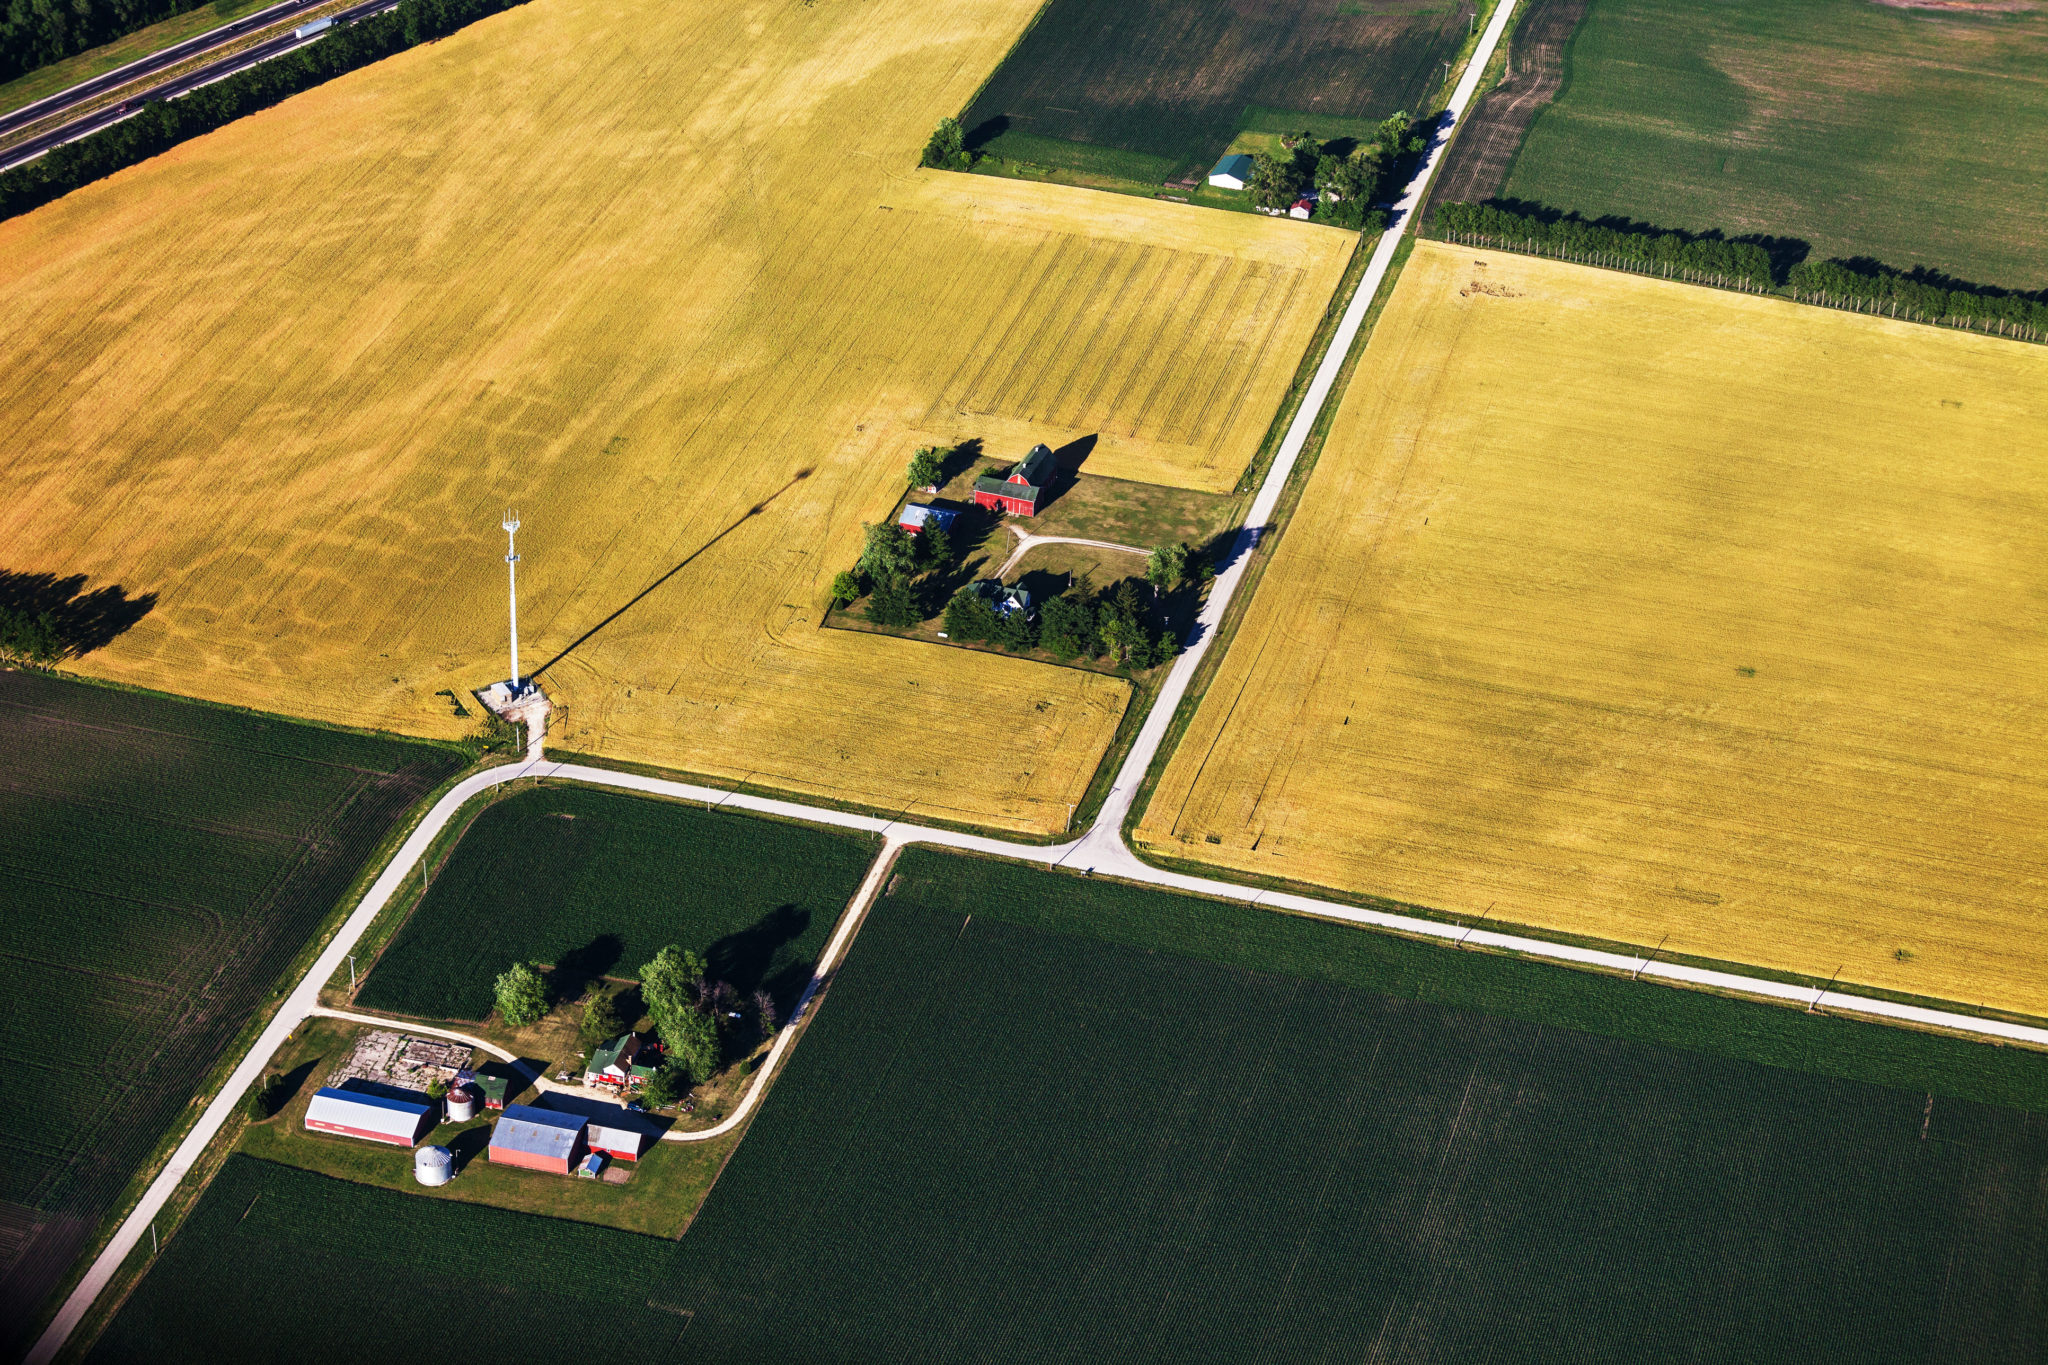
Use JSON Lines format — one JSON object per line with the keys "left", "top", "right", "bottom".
{"left": 1208, "top": 154, "right": 1253, "bottom": 190}
{"left": 898, "top": 503, "right": 957, "bottom": 536}
{"left": 972, "top": 445, "right": 1057, "bottom": 517}
{"left": 972, "top": 579, "right": 1034, "bottom": 620}
{"left": 488, "top": 1104, "right": 586, "bottom": 1174}
{"left": 584, "top": 1032, "right": 659, "bottom": 1091}
{"left": 303, "top": 1087, "right": 435, "bottom": 1147}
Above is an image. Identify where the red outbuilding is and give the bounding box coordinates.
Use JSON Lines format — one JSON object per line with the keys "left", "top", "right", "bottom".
{"left": 488, "top": 1104, "right": 586, "bottom": 1174}
{"left": 972, "top": 444, "right": 1057, "bottom": 518}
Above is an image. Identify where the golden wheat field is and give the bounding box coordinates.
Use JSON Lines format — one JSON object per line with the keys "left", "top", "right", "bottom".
{"left": 0, "top": 0, "right": 1353, "bottom": 833}
{"left": 1140, "top": 240, "right": 2048, "bottom": 1014}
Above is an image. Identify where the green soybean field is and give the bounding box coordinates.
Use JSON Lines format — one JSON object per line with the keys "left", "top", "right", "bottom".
{"left": 0, "top": 671, "right": 459, "bottom": 1353}
{"left": 354, "top": 785, "right": 876, "bottom": 1021}
{"left": 98, "top": 849, "right": 2048, "bottom": 1361}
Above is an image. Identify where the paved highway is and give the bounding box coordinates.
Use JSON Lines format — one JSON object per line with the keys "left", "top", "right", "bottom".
{"left": 0, "top": 0, "right": 397, "bottom": 174}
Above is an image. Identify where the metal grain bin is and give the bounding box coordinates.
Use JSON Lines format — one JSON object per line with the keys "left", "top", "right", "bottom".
{"left": 414, "top": 1144, "right": 454, "bottom": 1187}
{"left": 445, "top": 1086, "right": 478, "bottom": 1123}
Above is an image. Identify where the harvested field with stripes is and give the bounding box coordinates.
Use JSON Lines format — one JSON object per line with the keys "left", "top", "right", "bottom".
{"left": 0, "top": 0, "right": 1351, "bottom": 835}
{"left": 1139, "top": 240, "right": 2048, "bottom": 1016}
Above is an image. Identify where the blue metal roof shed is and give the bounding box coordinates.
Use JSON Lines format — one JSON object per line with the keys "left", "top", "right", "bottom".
{"left": 488, "top": 1103, "right": 586, "bottom": 1174}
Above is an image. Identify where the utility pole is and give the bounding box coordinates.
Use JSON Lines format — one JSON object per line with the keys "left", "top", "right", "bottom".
{"left": 502, "top": 511, "right": 522, "bottom": 692}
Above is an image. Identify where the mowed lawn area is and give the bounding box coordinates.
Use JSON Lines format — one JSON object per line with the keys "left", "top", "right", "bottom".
{"left": 356, "top": 785, "right": 876, "bottom": 1022}
{"left": 0, "top": 0, "right": 1355, "bottom": 836}
{"left": 96, "top": 851, "right": 2048, "bottom": 1361}
{"left": 962, "top": 0, "right": 1472, "bottom": 177}
{"left": 0, "top": 671, "right": 459, "bottom": 1354}
{"left": 1499, "top": 0, "right": 2048, "bottom": 284}
{"left": 1143, "top": 240, "right": 2048, "bottom": 1018}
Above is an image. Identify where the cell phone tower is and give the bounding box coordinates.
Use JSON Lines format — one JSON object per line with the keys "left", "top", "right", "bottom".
{"left": 502, "top": 510, "right": 523, "bottom": 693}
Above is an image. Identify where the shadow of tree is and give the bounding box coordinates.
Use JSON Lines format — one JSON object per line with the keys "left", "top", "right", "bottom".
{"left": 707, "top": 904, "right": 814, "bottom": 1017}
{"left": 0, "top": 570, "right": 156, "bottom": 658}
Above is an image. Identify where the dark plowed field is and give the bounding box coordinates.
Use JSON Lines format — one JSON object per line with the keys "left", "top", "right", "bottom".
{"left": 0, "top": 672, "right": 458, "bottom": 1354}
{"left": 96, "top": 850, "right": 2048, "bottom": 1362}
{"left": 1428, "top": 0, "right": 1587, "bottom": 208}
{"left": 962, "top": 0, "right": 1473, "bottom": 176}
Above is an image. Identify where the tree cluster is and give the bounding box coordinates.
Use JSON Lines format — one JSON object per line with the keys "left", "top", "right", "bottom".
{"left": 0, "top": 603, "right": 62, "bottom": 664}
{"left": 1251, "top": 115, "right": 1423, "bottom": 229}
{"left": 919, "top": 117, "right": 971, "bottom": 171}
{"left": 1785, "top": 258, "right": 2048, "bottom": 342}
{"left": 1, "top": 0, "right": 211, "bottom": 87}
{"left": 836, "top": 519, "right": 955, "bottom": 627}
{"left": 637, "top": 944, "right": 769, "bottom": 1095}
{"left": 1, "top": 0, "right": 534, "bottom": 222}
{"left": 1433, "top": 201, "right": 1775, "bottom": 291}
{"left": 944, "top": 568, "right": 1184, "bottom": 671}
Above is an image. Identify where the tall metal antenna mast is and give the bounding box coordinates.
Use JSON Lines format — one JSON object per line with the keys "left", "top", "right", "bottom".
{"left": 502, "top": 511, "right": 522, "bottom": 691}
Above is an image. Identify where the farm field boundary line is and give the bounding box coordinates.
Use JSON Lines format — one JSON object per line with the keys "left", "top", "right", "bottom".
{"left": 41, "top": 706, "right": 2048, "bottom": 1362}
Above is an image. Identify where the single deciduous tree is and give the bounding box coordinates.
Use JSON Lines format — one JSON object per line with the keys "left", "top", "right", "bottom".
{"left": 920, "top": 117, "right": 970, "bottom": 170}
{"left": 579, "top": 985, "right": 627, "bottom": 1050}
{"left": 640, "top": 1065, "right": 688, "bottom": 1108}
{"left": 494, "top": 961, "right": 549, "bottom": 1027}
{"left": 907, "top": 446, "right": 944, "bottom": 488}
{"left": 1146, "top": 543, "right": 1188, "bottom": 592}
{"left": 830, "top": 570, "right": 862, "bottom": 607}
{"left": 666, "top": 1005, "right": 720, "bottom": 1086}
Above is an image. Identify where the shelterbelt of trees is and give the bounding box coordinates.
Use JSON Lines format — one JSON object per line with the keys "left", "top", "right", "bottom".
{"left": 1433, "top": 200, "right": 2048, "bottom": 344}
{"left": 0, "top": 0, "right": 529, "bottom": 221}
{"left": 1, "top": 0, "right": 212, "bottom": 86}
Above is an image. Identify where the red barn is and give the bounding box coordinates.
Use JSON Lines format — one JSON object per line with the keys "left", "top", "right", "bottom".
{"left": 488, "top": 1104, "right": 586, "bottom": 1174}
{"left": 972, "top": 444, "right": 1057, "bottom": 517}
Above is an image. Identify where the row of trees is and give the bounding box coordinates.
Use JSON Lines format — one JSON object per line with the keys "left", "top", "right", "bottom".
{"left": 0, "top": 0, "right": 211, "bottom": 86}
{"left": 1433, "top": 200, "right": 2048, "bottom": 343}
{"left": 1784, "top": 258, "right": 2048, "bottom": 342}
{"left": 1432, "top": 201, "right": 1775, "bottom": 292}
{"left": 1, "top": 0, "right": 532, "bottom": 221}
{"left": 1250, "top": 115, "right": 1427, "bottom": 228}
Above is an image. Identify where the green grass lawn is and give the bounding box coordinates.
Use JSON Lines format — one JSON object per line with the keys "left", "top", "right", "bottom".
{"left": 0, "top": 671, "right": 460, "bottom": 1354}
{"left": 240, "top": 1019, "right": 733, "bottom": 1237}
{"left": 353, "top": 784, "right": 877, "bottom": 1021}
{"left": 1499, "top": 0, "right": 2048, "bottom": 285}
{"left": 98, "top": 850, "right": 2048, "bottom": 1360}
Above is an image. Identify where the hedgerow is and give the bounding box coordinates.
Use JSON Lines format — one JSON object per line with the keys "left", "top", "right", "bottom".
{"left": 1434, "top": 199, "right": 2048, "bottom": 343}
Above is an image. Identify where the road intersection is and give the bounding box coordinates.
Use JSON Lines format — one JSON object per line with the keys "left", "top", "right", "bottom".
{"left": 34, "top": 0, "right": 2045, "bottom": 1356}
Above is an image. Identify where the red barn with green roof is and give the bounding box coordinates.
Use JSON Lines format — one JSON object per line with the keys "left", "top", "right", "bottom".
{"left": 973, "top": 444, "right": 1057, "bottom": 517}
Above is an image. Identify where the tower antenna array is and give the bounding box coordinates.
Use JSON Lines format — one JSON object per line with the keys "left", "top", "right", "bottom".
{"left": 502, "top": 511, "right": 522, "bottom": 692}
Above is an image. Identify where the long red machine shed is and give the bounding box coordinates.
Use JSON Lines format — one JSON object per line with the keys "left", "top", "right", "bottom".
{"left": 488, "top": 1104, "right": 586, "bottom": 1174}
{"left": 304, "top": 1088, "right": 435, "bottom": 1147}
